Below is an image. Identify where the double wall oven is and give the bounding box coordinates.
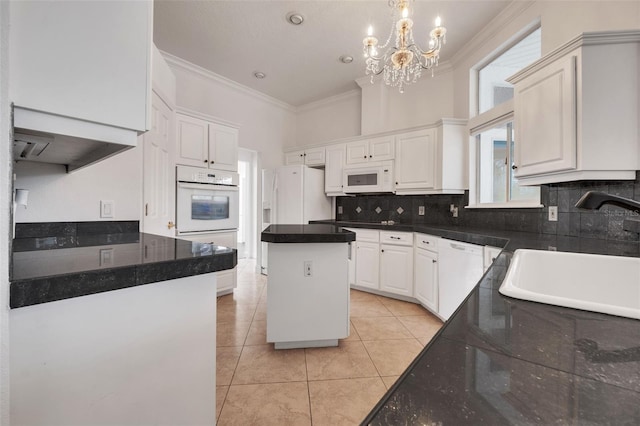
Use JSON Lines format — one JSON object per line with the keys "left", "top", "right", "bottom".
{"left": 176, "top": 165, "right": 239, "bottom": 296}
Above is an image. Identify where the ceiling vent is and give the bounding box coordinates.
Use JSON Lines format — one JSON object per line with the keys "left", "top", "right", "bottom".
{"left": 13, "top": 132, "right": 52, "bottom": 159}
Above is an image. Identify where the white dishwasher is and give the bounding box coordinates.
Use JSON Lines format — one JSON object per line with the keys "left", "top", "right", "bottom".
{"left": 438, "top": 239, "right": 484, "bottom": 320}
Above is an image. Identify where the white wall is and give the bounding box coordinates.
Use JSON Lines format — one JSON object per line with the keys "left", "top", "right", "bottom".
{"left": 13, "top": 146, "right": 143, "bottom": 223}
{"left": 295, "top": 90, "right": 361, "bottom": 146}
{"left": 1, "top": 0, "right": 11, "bottom": 422}
{"left": 165, "top": 53, "right": 297, "bottom": 172}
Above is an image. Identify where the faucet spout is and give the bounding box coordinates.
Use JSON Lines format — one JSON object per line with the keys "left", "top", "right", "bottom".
{"left": 575, "top": 191, "right": 640, "bottom": 212}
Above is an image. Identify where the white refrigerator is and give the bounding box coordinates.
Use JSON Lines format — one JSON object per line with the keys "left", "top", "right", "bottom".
{"left": 261, "top": 165, "right": 332, "bottom": 274}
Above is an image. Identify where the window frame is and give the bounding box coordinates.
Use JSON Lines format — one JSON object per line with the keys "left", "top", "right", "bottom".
{"left": 467, "top": 24, "right": 543, "bottom": 209}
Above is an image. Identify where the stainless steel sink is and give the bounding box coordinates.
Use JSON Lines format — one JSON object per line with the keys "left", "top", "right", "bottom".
{"left": 499, "top": 249, "right": 640, "bottom": 319}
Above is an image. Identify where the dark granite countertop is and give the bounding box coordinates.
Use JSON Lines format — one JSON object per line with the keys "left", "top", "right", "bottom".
{"left": 307, "top": 221, "right": 640, "bottom": 425}
{"left": 261, "top": 224, "right": 356, "bottom": 243}
{"left": 11, "top": 226, "right": 237, "bottom": 309}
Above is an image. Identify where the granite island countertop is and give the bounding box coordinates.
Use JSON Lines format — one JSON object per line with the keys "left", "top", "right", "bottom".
{"left": 11, "top": 222, "right": 237, "bottom": 308}
{"left": 261, "top": 223, "right": 356, "bottom": 243}
{"left": 309, "top": 221, "right": 640, "bottom": 424}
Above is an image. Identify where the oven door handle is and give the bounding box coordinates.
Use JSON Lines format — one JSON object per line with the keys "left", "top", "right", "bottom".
{"left": 177, "top": 182, "right": 239, "bottom": 191}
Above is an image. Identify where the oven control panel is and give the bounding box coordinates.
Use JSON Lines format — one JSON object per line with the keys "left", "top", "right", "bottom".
{"left": 176, "top": 165, "right": 239, "bottom": 186}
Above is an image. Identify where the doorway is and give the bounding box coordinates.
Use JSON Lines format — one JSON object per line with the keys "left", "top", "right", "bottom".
{"left": 237, "top": 148, "right": 258, "bottom": 260}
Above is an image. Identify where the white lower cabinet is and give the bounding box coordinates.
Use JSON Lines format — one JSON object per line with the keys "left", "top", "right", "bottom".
{"left": 414, "top": 234, "right": 440, "bottom": 313}
{"left": 355, "top": 241, "right": 380, "bottom": 290}
{"left": 380, "top": 244, "right": 413, "bottom": 296}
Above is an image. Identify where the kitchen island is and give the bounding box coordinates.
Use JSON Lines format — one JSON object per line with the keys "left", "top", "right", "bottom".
{"left": 311, "top": 220, "right": 640, "bottom": 425}
{"left": 10, "top": 221, "right": 236, "bottom": 426}
{"left": 261, "top": 224, "right": 355, "bottom": 349}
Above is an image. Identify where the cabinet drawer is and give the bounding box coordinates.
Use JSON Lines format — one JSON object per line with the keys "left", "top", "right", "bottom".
{"left": 415, "top": 234, "right": 439, "bottom": 251}
{"left": 354, "top": 229, "right": 380, "bottom": 243}
{"left": 380, "top": 231, "right": 413, "bottom": 246}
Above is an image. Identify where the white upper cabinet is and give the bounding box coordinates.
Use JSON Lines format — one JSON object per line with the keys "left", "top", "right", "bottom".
{"left": 176, "top": 113, "right": 238, "bottom": 171}
{"left": 285, "top": 147, "right": 325, "bottom": 166}
{"left": 394, "top": 120, "right": 466, "bottom": 195}
{"left": 10, "top": 1, "right": 152, "bottom": 133}
{"left": 325, "top": 144, "right": 346, "bottom": 195}
{"left": 346, "top": 136, "right": 395, "bottom": 164}
{"left": 509, "top": 31, "right": 640, "bottom": 185}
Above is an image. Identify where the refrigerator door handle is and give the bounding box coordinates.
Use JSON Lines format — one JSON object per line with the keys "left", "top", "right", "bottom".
{"left": 272, "top": 172, "right": 278, "bottom": 224}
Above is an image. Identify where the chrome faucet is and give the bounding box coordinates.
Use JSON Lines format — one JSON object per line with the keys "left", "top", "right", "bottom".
{"left": 575, "top": 191, "right": 640, "bottom": 234}
{"left": 575, "top": 191, "right": 640, "bottom": 212}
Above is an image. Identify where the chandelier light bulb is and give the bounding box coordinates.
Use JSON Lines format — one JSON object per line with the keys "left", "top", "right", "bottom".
{"left": 435, "top": 16, "right": 442, "bottom": 27}
{"left": 402, "top": 6, "right": 409, "bottom": 19}
{"left": 367, "top": 25, "right": 374, "bottom": 36}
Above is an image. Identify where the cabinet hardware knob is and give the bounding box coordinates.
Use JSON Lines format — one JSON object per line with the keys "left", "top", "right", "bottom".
{"left": 211, "top": 160, "right": 215, "bottom": 164}
{"left": 512, "top": 164, "right": 518, "bottom": 170}
{"left": 423, "top": 241, "right": 429, "bottom": 244}
{"left": 167, "top": 221, "right": 175, "bottom": 229}
{"left": 432, "top": 259, "right": 437, "bottom": 263}
{"left": 204, "top": 159, "right": 208, "bottom": 163}
{"left": 381, "top": 249, "right": 384, "bottom": 253}
{"left": 364, "top": 155, "right": 367, "bottom": 159}
{"left": 304, "top": 153, "right": 307, "bottom": 156}
{"left": 369, "top": 155, "right": 372, "bottom": 158}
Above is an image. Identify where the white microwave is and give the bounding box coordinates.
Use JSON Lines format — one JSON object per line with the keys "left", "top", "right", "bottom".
{"left": 343, "top": 161, "right": 394, "bottom": 193}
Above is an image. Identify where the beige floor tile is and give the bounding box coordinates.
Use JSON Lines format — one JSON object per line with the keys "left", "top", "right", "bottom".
{"left": 396, "top": 315, "right": 443, "bottom": 341}
{"left": 363, "top": 339, "right": 423, "bottom": 376}
{"left": 351, "top": 316, "right": 413, "bottom": 340}
{"left": 217, "top": 302, "right": 257, "bottom": 323}
{"left": 253, "top": 303, "right": 267, "bottom": 321}
{"left": 349, "top": 299, "right": 394, "bottom": 318}
{"left": 349, "top": 289, "right": 381, "bottom": 302}
{"left": 381, "top": 376, "right": 399, "bottom": 389}
{"left": 217, "top": 346, "right": 243, "bottom": 386}
{"left": 308, "top": 377, "right": 386, "bottom": 426}
{"left": 217, "top": 321, "right": 251, "bottom": 347}
{"left": 216, "top": 385, "right": 229, "bottom": 421}
{"left": 244, "top": 319, "right": 267, "bottom": 345}
{"left": 378, "top": 297, "right": 429, "bottom": 316}
{"left": 218, "top": 382, "right": 311, "bottom": 426}
{"left": 343, "top": 322, "right": 361, "bottom": 342}
{"left": 218, "top": 286, "right": 264, "bottom": 305}
{"left": 232, "top": 344, "right": 307, "bottom": 384}
{"left": 305, "top": 341, "right": 378, "bottom": 381}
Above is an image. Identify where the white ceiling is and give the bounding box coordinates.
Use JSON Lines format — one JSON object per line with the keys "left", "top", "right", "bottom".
{"left": 154, "top": 0, "right": 512, "bottom": 107}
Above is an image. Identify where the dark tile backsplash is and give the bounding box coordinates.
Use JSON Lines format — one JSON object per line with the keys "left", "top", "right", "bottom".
{"left": 336, "top": 173, "right": 640, "bottom": 242}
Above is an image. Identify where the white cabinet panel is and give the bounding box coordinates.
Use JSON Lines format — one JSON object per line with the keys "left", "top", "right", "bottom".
{"left": 414, "top": 248, "right": 438, "bottom": 312}
{"left": 514, "top": 55, "right": 577, "bottom": 177}
{"left": 325, "top": 144, "right": 346, "bottom": 195}
{"left": 346, "top": 141, "right": 369, "bottom": 164}
{"left": 355, "top": 241, "right": 380, "bottom": 290}
{"left": 176, "top": 114, "right": 208, "bottom": 167}
{"left": 380, "top": 244, "right": 413, "bottom": 296}
{"left": 346, "top": 136, "right": 394, "bottom": 165}
{"left": 209, "top": 124, "right": 239, "bottom": 171}
{"left": 285, "top": 150, "right": 305, "bottom": 165}
{"left": 395, "top": 129, "right": 436, "bottom": 191}
{"left": 304, "top": 147, "right": 326, "bottom": 166}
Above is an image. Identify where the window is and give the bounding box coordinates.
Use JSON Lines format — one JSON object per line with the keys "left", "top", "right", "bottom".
{"left": 468, "top": 26, "right": 542, "bottom": 208}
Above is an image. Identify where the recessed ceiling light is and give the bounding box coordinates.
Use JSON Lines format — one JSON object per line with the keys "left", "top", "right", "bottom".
{"left": 286, "top": 12, "right": 304, "bottom": 25}
{"left": 339, "top": 55, "right": 354, "bottom": 64}
{"left": 253, "top": 71, "right": 266, "bottom": 79}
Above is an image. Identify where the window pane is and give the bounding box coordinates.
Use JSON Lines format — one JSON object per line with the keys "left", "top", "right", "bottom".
{"left": 477, "top": 124, "right": 508, "bottom": 204}
{"left": 509, "top": 127, "right": 540, "bottom": 202}
{"left": 478, "top": 28, "right": 541, "bottom": 114}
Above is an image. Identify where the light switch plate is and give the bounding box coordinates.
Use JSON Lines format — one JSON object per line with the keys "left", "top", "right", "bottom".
{"left": 337, "top": 206, "right": 343, "bottom": 214}
{"left": 418, "top": 206, "right": 425, "bottom": 216}
{"left": 100, "top": 200, "right": 114, "bottom": 218}
{"left": 548, "top": 206, "right": 558, "bottom": 222}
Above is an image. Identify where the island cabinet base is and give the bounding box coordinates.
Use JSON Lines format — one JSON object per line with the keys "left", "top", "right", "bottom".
{"left": 10, "top": 273, "right": 217, "bottom": 426}
{"left": 266, "top": 242, "right": 350, "bottom": 349}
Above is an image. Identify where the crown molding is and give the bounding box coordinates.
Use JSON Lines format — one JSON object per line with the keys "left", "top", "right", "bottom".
{"left": 296, "top": 89, "right": 361, "bottom": 113}
{"left": 160, "top": 50, "right": 297, "bottom": 113}
{"left": 450, "top": 1, "right": 537, "bottom": 67}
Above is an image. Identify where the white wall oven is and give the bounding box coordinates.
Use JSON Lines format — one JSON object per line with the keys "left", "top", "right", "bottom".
{"left": 176, "top": 165, "right": 239, "bottom": 234}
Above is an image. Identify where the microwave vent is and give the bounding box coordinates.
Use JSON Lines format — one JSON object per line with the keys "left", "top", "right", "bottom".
{"left": 13, "top": 133, "right": 52, "bottom": 159}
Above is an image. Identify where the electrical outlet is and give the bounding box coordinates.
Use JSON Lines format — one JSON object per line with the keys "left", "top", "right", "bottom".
{"left": 418, "top": 206, "right": 425, "bottom": 216}
{"left": 452, "top": 206, "right": 459, "bottom": 218}
{"left": 100, "top": 200, "right": 114, "bottom": 218}
{"left": 548, "top": 206, "right": 558, "bottom": 222}
{"left": 337, "top": 206, "right": 343, "bottom": 214}
{"left": 304, "top": 261, "right": 312, "bottom": 277}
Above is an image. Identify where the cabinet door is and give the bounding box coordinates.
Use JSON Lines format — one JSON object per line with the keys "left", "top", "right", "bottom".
{"left": 380, "top": 244, "right": 413, "bottom": 296}
{"left": 346, "top": 141, "right": 369, "bottom": 164}
{"left": 208, "top": 124, "right": 238, "bottom": 171}
{"left": 414, "top": 248, "right": 438, "bottom": 312}
{"left": 355, "top": 242, "right": 379, "bottom": 290}
{"left": 285, "top": 150, "right": 305, "bottom": 165}
{"left": 514, "top": 54, "right": 577, "bottom": 177}
{"left": 176, "top": 114, "right": 208, "bottom": 167}
{"left": 325, "top": 144, "right": 346, "bottom": 194}
{"left": 395, "top": 129, "right": 436, "bottom": 190}
{"left": 304, "top": 147, "right": 326, "bottom": 166}
{"left": 369, "top": 136, "right": 395, "bottom": 161}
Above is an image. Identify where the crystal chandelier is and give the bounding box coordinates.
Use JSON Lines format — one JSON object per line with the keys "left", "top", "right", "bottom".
{"left": 363, "top": 0, "right": 447, "bottom": 93}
